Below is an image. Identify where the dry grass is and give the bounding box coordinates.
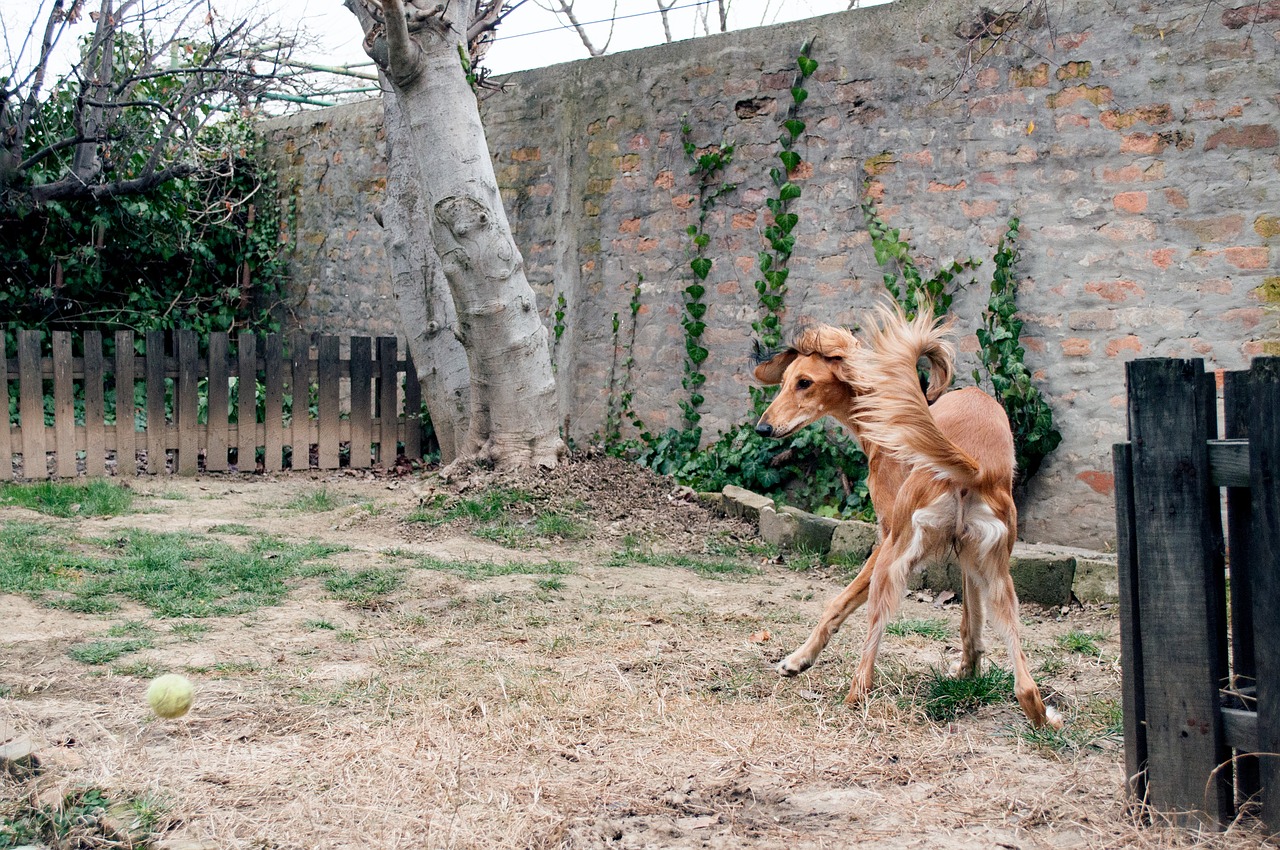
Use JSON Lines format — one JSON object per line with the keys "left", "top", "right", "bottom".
{"left": 0, "top": 470, "right": 1272, "bottom": 849}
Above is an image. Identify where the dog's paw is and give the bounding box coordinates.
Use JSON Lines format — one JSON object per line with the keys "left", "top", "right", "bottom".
{"left": 1045, "top": 705, "right": 1065, "bottom": 730}
{"left": 776, "top": 654, "right": 811, "bottom": 677}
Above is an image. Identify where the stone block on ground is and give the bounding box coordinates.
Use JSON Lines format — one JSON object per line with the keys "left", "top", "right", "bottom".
{"left": 0, "top": 736, "right": 40, "bottom": 776}
{"left": 758, "top": 506, "right": 797, "bottom": 549}
{"left": 1072, "top": 556, "right": 1119, "bottom": 604}
{"left": 829, "top": 520, "right": 877, "bottom": 565}
{"left": 779, "top": 506, "right": 840, "bottom": 553}
{"left": 921, "top": 546, "right": 1077, "bottom": 607}
{"left": 721, "top": 485, "right": 775, "bottom": 524}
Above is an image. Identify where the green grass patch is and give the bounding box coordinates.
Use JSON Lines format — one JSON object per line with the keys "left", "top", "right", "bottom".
{"left": 285, "top": 488, "right": 349, "bottom": 512}
{"left": 1056, "top": 628, "right": 1106, "bottom": 657}
{"left": 405, "top": 488, "right": 533, "bottom": 525}
{"left": 67, "top": 637, "right": 153, "bottom": 665}
{"left": 920, "top": 666, "right": 1014, "bottom": 722}
{"left": 208, "top": 523, "right": 256, "bottom": 535}
{"left": 608, "top": 545, "right": 758, "bottom": 578}
{"left": 412, "top": 555, "right": 574, "bottom": 580}
{"left": 0, "top": 786, "right": 166, "bottom": 848}
{"left": 324, "top": 568, "right": 404, "bottom": 605}
{"left": 304, "top": 619, "right": 339, "bottom": 631}
{"left": 886, "top": 618, "right": 951, "bottom": 640}
{"left": 0, "top": 479, "right": 133, "bottom": 518}
{"left": 0, "top": 523, "right": 342, "bottom": 618}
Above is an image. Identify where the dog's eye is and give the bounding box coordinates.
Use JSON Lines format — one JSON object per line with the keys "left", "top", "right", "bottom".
{"left": 796, "top": 379, "right": 813, "bottom": 390}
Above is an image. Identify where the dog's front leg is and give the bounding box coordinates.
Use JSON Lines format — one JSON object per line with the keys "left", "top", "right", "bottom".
{"left": 778, "top": 546, "right": 880, "bottom": 676}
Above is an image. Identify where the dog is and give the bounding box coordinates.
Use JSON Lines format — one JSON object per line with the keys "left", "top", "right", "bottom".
{"left": 753, "top": 302, "right": 1062, "bottom": 729}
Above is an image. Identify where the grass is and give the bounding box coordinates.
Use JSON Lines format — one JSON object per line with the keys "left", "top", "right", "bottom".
{"left": 325, "top": 568, "right": 405, "bottom": 605}
{"left": 0, "top": 522, "right": 343, "bottom": 618}
{"left": 0, "top": 479, "right": 133, "bottom": 518}
{"left": 286, "top": 488, "right": 348, "bottom": 512}
{"left": 406, "top": 488, "right": 533, "bottom": 525}
{"left": 413, "top": 554, "right": 574, "bottom": 580}
{"left": 1056, "top": 628, "right": 1107, "bottom": 657}
{"left": 607, "top": 544, "right": 758, "bottom": 578}
{"left": 1018, "top": 697, "right": 1124, "bottom": 754}
{"left": 886, "top": 617, "right": 951, "bottom": 640}
{"left": 919, "top": 666, "right": 1015, "bottom": 722}
{"left": 68, "top": 636, "right": 153, "bottom": 665}
{"left": 208, "top": 523, "right": 256, "bottom": 535}
{"left": 0, "top": 786, "right": 164, "bottom": 848}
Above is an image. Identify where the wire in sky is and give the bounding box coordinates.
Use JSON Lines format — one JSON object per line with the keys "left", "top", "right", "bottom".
{"left": 491, "top": 0, "right": 716, "bottom": 42}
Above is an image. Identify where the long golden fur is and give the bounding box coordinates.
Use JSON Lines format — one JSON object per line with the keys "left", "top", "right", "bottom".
{"left": 754, "top": 303, "right": 1062, "bottom": 729}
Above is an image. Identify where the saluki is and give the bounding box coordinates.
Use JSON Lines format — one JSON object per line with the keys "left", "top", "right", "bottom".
{"left": 753, "top": 302, "right": 1062, "bottom": 729}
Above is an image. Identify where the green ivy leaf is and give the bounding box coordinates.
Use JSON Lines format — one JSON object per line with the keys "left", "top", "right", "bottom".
{"left": 778, "top": 151, "right": 801, "bottom": 172}
{"left": 690, "top": 258, "right": 712, "bottom": 281}
{"left": 791, "top": 86, "right": 809, "bottom": 105}
{"left": 778, "top": 182, "right": 802, "bottom": 202}
{"left": 783, "top": 118, "right": 806, "bottom": 140}
{"left": 797, "top": 55, "right": 818, "bottom": 77}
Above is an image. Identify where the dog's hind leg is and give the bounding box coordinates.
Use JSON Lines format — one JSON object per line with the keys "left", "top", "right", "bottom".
{"left": 777, "top": 546, "right": 880, "bottom": 677}
{"left": 952, "top": 566, "right": 985, "bottom": 679}
{"left": 976, "top": 559, "right": 1064, "bottom": 729}
{"left": 846, "top": 533, "right": 917, "bottom": 705}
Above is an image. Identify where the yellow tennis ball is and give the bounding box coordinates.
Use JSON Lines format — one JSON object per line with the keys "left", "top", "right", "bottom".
{"left": 146, "top": 674, "right": 194, "bottom": 719}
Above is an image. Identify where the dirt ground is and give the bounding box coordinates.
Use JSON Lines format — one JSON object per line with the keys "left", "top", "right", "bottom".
{"left": 0, "top": 456, "right": 1270, "bottom": 849}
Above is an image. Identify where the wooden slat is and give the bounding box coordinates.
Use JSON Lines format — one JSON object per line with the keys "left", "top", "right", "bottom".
{"left": 377, "top": 337, "right": 397, "bottom": 465}
{"left": 175, "top": 329, "right": 199, "bottom": 475}
{"left": 83, "top": 331, "right": 105, "bottom": 477}
{"left": 145, "top": 330, "right": 166, "bottom": 474}
{"left": 1125, "top": 358, "right": 1232, "bottom": 825}
{"left": 1223, "top": 370, "right": 1259, "bottom": 804}
{"left": 290, "top": 332, "right": 310, "bottom": 470}
{"left": 1208, "top": 439, "right": 1250, "bottom": 487}
{"left": 1248, "top": 357, "right": 1280, "bottom": 833}
{"left": 317, "top": 335, "right": 340, "bottom": 469}
{"left": 206, "top": 333, "right": 230, "bottom": 472}
{"left": 403, "top": 352, "right": 422, "bottom": 461}
{"left": 18, "top": 330, "right": 45, "bottom": 479}
{"left": 114, "top": 331, "right": 136, "bottom": 476}
{"left": 0, "top": 341, "right": 10, "bottom": 481}
{"left": 1223, "top": 708, "right": 1259, "bottom": 754}
{"left": 263, "top": 334, "right": 284, "bottom": 473}
{"left": 348, "top": 337, "right": 372, "bottom": 469}
{"left": 1113, "top": 441, "right": 1147, "bottom": 805}
{"left": 237, "top": 334, "right": 259, "bottom": 473}
{"left": 52, "top": 332, "right": 76, "bottom": 477}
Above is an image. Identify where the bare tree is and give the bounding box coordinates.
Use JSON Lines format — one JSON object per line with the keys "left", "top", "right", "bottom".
{"left": 0, "top": 0, "right": 311, "bottom": 207}
{"left": 655, "top": 0, "right": 679, "bottom": 42}
{"left": 537, "top": 0, "right": 619, "bottom": 56}
{"left": 346, "top": 0, "right": 565, "bottom": 471}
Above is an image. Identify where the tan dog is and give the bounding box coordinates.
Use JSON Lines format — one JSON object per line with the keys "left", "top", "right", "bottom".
{"left": 754, "top": 303, "right": 1062, "bottom": 729}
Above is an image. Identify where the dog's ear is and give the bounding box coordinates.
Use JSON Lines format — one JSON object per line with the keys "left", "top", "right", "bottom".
{"left": 753, "top": 348, "right": 797, "bottom": 385}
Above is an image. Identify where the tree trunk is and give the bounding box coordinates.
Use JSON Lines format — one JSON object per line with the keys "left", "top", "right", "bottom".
{"left": 379, "top": 84, "right": 471, "bottom": 463}
{"left": 349, "top": 0, "right": 565, "bottom": 470}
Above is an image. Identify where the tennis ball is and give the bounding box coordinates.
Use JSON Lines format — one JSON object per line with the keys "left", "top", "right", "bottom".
{"left": 146, "top": 674, "right": 195, "bottom": 719}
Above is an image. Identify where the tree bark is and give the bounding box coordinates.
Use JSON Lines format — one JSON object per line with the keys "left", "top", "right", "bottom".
{"left": 379, "top": 84, "right": 471, "bottom": 463}
{"left": 350, "top": 0, "right": 565, "bottom": 469}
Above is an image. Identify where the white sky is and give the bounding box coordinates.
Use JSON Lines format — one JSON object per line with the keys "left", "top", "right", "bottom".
{"left": 2, "top": 0, "right": 875, "bottom": 93}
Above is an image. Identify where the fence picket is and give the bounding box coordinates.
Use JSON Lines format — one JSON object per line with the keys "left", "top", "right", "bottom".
{"left": 263, "top": 334, "right": 284, "bottom": 472}
{"left": 207, "top": 333, "right": 230, "bottom": 472}
{"left": 18, "top": 330, "right": 44, "bottom": 478}
{"left": 1249, "top": 358, "right": 1280, "bottom": 833}
{"left": 0, "top": 346, "right": 11, "bottom": 481}
{"left": 52, "top": 332, "right": 76, "bottom": 478}
{"left": 237, "top": 334, "right": 258, "bottom": 472}
{"left": 115, "top": 331, "right": 136, "bottom": 476}
{"left": 290, "top": 332, "right": 310, "bottom": 469}
{"left": 349, "top": 337, "right": 372, "bottom": 469}
{"left": 317, "top": 336, "right": 340, "bottom": 469}
{"left": 377, "top": 337, "right": 397, "bottom": 465}
{"left": 403, "top": 353, "right": 422, "bottom": 461}
{"left": 176, "top": 329, "right": 199, "bottom": 475}
{"left": 145, "top": 330, "right": 166, "bottom": 474}
{"left": 83, "top": 331, "right": 105, "bottom": 477}
{"left": 1113, "top": 441, "right": 1147, "bottom": 805}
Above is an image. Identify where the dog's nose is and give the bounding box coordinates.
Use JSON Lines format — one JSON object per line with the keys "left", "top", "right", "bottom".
{"left": 755, "top": 422, "right": 774, "bottom": 437}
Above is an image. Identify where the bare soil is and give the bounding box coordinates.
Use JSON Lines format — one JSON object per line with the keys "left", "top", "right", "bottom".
{"left": 0, "top": 456, "right": 1268, "bottom": 849}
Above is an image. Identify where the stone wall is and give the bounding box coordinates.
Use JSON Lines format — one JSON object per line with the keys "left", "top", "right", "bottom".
{"left": 258, "top": 0, "right": 1280, "bottom": 548}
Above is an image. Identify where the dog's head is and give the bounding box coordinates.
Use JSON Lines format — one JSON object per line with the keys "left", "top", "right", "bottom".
{"left": 752, "top": 325, "right": 861, "bottom": 438}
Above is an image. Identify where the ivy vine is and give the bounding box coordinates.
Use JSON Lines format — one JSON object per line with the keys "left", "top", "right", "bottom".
{"left": 860, "top": 195, "right": 979, "bottom": 320}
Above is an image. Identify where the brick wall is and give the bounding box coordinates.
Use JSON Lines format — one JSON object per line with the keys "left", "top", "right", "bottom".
{"left": 258, "top": 0, "right": 1280, "bottom": 548}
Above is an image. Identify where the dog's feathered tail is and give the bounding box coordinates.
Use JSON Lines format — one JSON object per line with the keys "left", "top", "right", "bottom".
{"left": 849, "top": 303, "right": 982, "bottom": 485}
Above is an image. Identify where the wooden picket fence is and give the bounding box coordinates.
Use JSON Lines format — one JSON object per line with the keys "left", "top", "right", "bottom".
{"left": 1114, "top": 356, "right": 1279, "bottom": 832}
{"left": 1, "top": 329, "right": 425, "bottom": 479}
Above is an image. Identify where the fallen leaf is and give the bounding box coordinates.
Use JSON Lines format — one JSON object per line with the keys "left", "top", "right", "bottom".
{"left": 748, "top": 629, "right": 772, "bottom": 643}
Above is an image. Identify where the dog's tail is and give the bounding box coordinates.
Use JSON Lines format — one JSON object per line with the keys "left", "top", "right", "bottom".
{"left": 849, "top": 303, "right": 983, "bottom": 486}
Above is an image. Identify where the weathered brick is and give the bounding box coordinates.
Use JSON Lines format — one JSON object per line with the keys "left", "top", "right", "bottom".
{"left": 1085, "top": 280, "right": 1145, "bottom": 302}
{"left": 1225, "top": 246, "right": 1271, "bottom": 269}
{"left": 1012, "top": 63, "right": 1049, "bottom": 87}
{"left": 1061, "top": 337, "right": 1092, "bottom": 356}
{"left": 1105, "top": 335, "right": 1143, "bottom": 357}
{"left": 1112, "top": 191, "right": 1148, "bottom": 213}
{"left": 1205, "top": 124, "right": 1280, "bottom": 150}
{"left": 1046, "top": 84, "right": 1112, "bottom": 109}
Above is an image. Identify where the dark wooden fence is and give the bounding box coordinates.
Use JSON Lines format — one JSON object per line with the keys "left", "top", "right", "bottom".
{"left": 1114, "top": 356, "right": 1279, "bottom": 831}
{"left": 1, "top": 329, "right": 425, "bottom": 479}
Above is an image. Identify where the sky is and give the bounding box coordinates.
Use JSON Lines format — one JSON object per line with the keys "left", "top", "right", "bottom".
{"left": 1, "top": 0, "right": 877, "bottom": 97}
